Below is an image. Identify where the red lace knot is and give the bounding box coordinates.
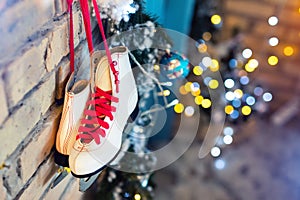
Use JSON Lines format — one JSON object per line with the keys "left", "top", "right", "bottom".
{"left": 67, "top": 0, "right": 73, "bottom": 11}
{"left": 76, "top": 87, "right": 119, "bottom": 144}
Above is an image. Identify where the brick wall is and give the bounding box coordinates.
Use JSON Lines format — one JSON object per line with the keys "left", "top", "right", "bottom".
{"left": 0, "top": 1, "right": 87, "bottom": 199}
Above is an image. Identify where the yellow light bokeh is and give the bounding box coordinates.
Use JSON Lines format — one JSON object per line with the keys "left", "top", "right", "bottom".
{"left": 242, "top": 106, "right": 252, "bottom": 116}
{"left": 179, "top": 85, "right": 188, "bottom": 95}
{"left": 211, "top": 14, "right": 222, "bottom": 25}
{"left": 225, "top": 105, "right": 234, "bottom": 114}
{"left": 184, "top": 82, "right": 192, "bottom": 92}
{"left": 202, "top": 99, "right": 212, "bottom": 108}
{"left": 209, "top": 79, "right": 219, "bottom": 89}
{"left": 153, "top": 64, "right": 160, "bottom": 71}
{"left": 248, "top": 59, "right": 259, "bottom": 69}
{"left": 245, "top": 63, "right": 256, "bottom": 72}
{"left": 193, "top": 66, "right": 203, "bottom": 76}
{"left": 210, "top": 59, "right": 219, "bottom": 72}
{"left": 134, "top": 194, "right": 142, "bottom": 200}
{"left": 203, "top": 32, "right": 212, "bottom": 41}
{"left": 174, "top": 103, "right": 185, "bottom": 114}
{"left": 283, "top": 46, "right": 294, "bottom": 56}
{"left": 195, "top": 96, "right": 204, "bottom": 105}
{"left": 198, "top": 44, "right": 208, "bottom": 53}
{"left": 234, "top": 89, "right": 243, "bottom": 99}
{"left": 268, "top": 56, "right": 279, "bottom": 66}
{"left": 191, "top": 89, "right": 201, "bottom": 96}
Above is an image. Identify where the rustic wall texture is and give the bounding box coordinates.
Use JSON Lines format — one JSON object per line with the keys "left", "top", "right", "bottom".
{"left": 0, "top": 1, "right": 87, "bottom": 199}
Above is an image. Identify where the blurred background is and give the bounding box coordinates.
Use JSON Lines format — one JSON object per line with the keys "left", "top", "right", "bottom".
{"left": 143, "top": 0, "right": 300, "bottom": 199}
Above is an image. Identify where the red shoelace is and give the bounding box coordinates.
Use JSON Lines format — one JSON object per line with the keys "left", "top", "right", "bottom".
{"left": 76, "top": 87, "right": 119, "bottom": 144}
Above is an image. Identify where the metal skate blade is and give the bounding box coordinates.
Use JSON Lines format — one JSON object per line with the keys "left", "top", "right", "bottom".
{"left": 79, "top": 171, "right": 102, "bottom": 192}
{"left": 50, "top": 167, "right": 70, "bottom": 189}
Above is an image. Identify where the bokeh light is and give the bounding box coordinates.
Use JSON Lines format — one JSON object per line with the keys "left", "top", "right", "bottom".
{"left": 283, "top": 46, "right": 294, "bottom": 56}
{"left": 224, "top": 79, "right": 235, "bottom": 89}
{"left": 174, "top": 103, "right": 184, "bottom": 113}
{"left": 223, "top": 127, "right": 234, "bottom": 136}
{"left": 234, "top": 89, "right": 243, "bottom": 99}
{"left": 225, "top": 105, "right": 234, "bottom": 114}
{"left": 240, "top": 76, "right": 250, "bottom": 85}
{"left": 242, "top": 105, "right": 252, "bottom": 116}
{"left": 246, "top": 96, "right": 256, "bottom": 106}
{"left": 185, "top": 106, "right": 195, "bottom": 117}
{"left": 263, "top": 92, "right": 273, "bottom": 102}
{"left": 203, "top": 32, "right": 212, "bottom": 41}
{"left": 193, "top": 65, "right": 203, "bottom": 76}
{"left": 230, "top": 110, "right": 239, "bottom": 119}
{"left": 242, "top": 48, "right": 252, "bottom": 59}
{"left": 179, "top": 85, "right": 188, "bottom": 95}
{"left": 209, "top": 79, "right": 219, "bottom": 89}
{"left": 225, "top": 91, "right": 235, "bottom": 101}
{"left": 195, "top": 96, "right": 204, "bottom": 105}
{"left": 269, "top": 37, "right": 279, "bottom": 46}
{"left": 210, "top": 59, "right": 220, "bottom": 72}
{"left": 211, "top": 14, "right": 222, "bottom": 25}
{"left": 202, "top": 99, "right": 212, "bottom": 108}
{"left": 268, "top": 55, "right": 279, "bottom": 66}
{"left": 211, "top": 147, "right": 221, "bottom": 157}
{"left": 223, "top": 135, "right": 233, "bottom": 145}
{"left": 268, "top": 16, "right": 278, "bottom": 26}
{"left": 214, "top": 159, "right": 226, "bottom": 170}
{"left": 202, "top": 56, "right": 212, "bottom": 67}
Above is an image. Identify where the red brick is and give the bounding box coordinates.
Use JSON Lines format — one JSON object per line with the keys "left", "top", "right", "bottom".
{"left": 19, "top": 105, "right": 62, "bottom": 183}
{"left": 0, "top": 73, "right": 55, "bottom": 163}
{"left": 3, "top": 37, "right": 48, "bottom": 108}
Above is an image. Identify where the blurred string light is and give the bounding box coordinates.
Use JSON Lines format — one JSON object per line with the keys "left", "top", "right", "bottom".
{"left": 134, "top": 194, "right": 141, "bottom": 200}
{"left": 223, "top": 135, "right": 233, "bottom": 145}
{"left": 268, "top": 16, "right": 279, "bottom": 26}
{"left": 203, "top": 32, "right": 212, "bottom": 41}
{"left": 242, "top": 48, "right": 253, "bottom": 59}
{"left": 210, "top": 59, "right": 219, "bottom": 72}
{"left": 241, "top": 105, "right": 252, "bottom": 116}
{"left": 202, "top": 56, "right": 212, "bottom": 67}
{"left": 230, "top": 110, "right": 239, "bottom": 119}
{"left": 211, "top": 147, "right": 221, "bottom": 157}
{"left": 193, "top": 65, "right": 203, "bottom": 76}
{"left": 229, "top": 59, "right": 238, "bottom": 69}
{"left": 240, "top": 76, "right": 249, "bottom": 85}
{"left": 224, "top": 79, "right": 235, "bottom": 89}
{"left": 225, "top": 105, "right": 234, "bottom": 114}
{"left": 263, "top": 92, "right": 273, "bottom": 102}
{"left": 214, "top": 159, "right": 226, "bottom": 170}
{"left": 246, "top": 96, "right": 256, "bottom": 106}
{"left": 268, "top": 55, "right": 279, "bottom": 66}
{"left": 223, "top": 127, "right": 234, "bottom": 136}
{"left": 184, "top": 106, "right": 195, "bottom": 117}
{"left": 254, "top": 87, "right": 264, "bottom": 96}
{"left": 195, "top": 96, "right": 204, "bottom": 105}
{"left": 174, "top": 103, "right": 184, "bottom": 113}
{"left": 211, "top": 14, "right": 222, "bottom": 25}
{"left": 269, "top": 37, "right": 279, "bottom": 46}
{"left": 209, "top": 79, "right": 219, "bottom": 89}
{"left": 283, "top": 46, "right": 294, "bottom": 56}
{"left": 202, "top": 99, "right": 212, "bottom": 108}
